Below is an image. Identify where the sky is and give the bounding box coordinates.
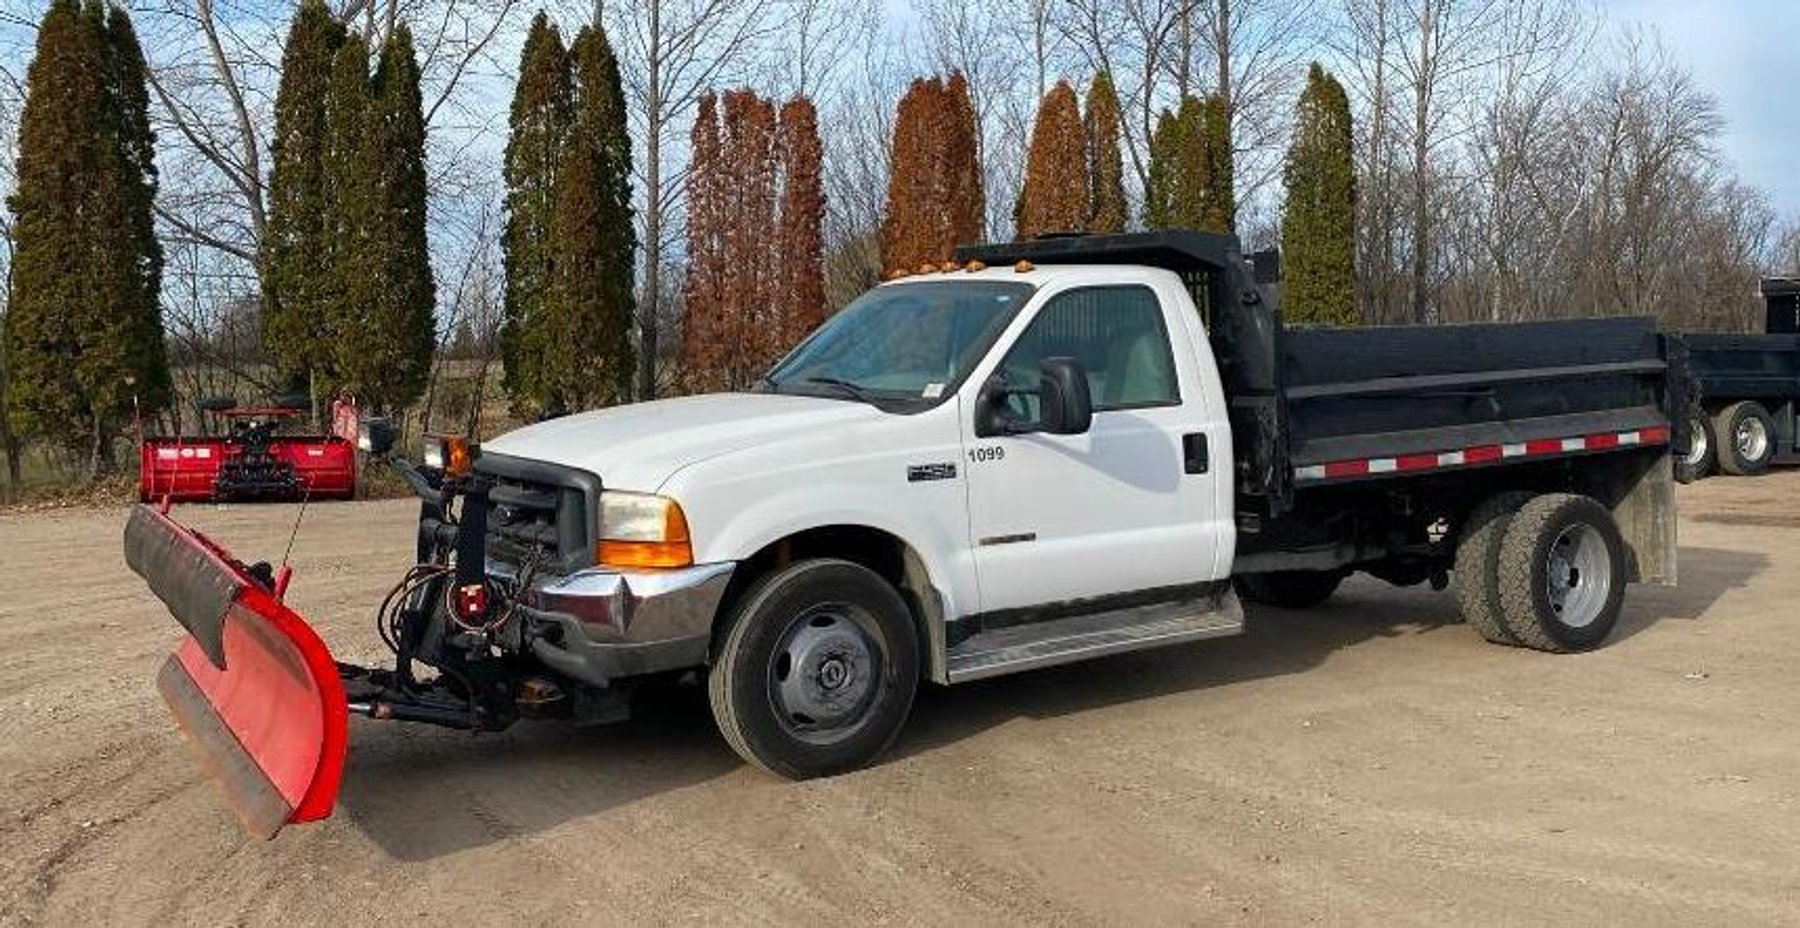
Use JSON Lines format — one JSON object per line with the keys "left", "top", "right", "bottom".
{"left": 1592, "top": 0, "right": 1798, "bottom": 214}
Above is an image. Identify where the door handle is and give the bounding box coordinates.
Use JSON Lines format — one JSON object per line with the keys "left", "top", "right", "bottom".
{"left": 1183, "top": 432, "right": 1209, "bottom": 474}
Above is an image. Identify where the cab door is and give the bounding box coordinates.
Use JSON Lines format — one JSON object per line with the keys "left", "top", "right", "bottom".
{"left": 959, "top": 279, "right": 1230, "bottom": 613}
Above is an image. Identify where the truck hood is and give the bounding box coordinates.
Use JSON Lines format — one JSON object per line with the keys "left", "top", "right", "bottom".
{"left": 480, "top": 392, "right": 883, "bottom": 492}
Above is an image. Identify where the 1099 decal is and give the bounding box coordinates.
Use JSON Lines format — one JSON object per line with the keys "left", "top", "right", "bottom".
{"left": 967, "top": 445, "right": 1005, "bottom": 464}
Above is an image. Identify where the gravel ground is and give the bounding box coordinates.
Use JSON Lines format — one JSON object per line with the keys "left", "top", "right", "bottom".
{"left": 1, "top": 472, "right": 1797, "bottom": 925}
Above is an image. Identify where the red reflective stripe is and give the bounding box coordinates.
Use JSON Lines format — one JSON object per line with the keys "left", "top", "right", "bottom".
{"left": 1293, "top": 426, "right": 1672, "bottom": 484}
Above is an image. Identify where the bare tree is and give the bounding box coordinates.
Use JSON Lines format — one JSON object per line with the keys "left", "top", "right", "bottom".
{"left": 1056, "top": 0, "right": 1196, "bottom": 198}
{"left": 1187, "top": 0, "right": 1321, "bottom": 215}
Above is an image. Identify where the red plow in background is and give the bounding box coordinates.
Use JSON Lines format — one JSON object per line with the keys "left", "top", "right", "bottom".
{"left": 139, "top": 400, "right": 358, "bottom": 503}
{"left": 125, "top": 503, "right": 348, "bottom": 838}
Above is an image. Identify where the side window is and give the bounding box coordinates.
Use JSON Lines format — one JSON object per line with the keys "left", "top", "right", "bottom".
{"left": 998, "top": 286, "right": 1180, "bottom": 413}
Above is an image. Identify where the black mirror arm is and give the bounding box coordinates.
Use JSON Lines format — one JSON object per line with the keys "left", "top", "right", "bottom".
{"left": 377, "top": 452, "right": 448, "bottom": 503}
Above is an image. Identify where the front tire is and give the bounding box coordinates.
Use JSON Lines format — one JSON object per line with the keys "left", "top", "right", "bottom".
{"left": 1235, "top": 569, "right": 1346, "bottom": 609}
{"left": 1495, "top": 494, "right": 1627, "bottom": 653}
{"left": 1714, "top": 401, "right": 1775, "bottom": 476}
{"left": 708, "top": 559, "right": 920, "bottom": 779}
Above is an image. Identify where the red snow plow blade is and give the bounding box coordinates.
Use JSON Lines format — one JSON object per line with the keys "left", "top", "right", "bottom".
{"left": 124, "top": 504, "right": 347, "bottom": 839}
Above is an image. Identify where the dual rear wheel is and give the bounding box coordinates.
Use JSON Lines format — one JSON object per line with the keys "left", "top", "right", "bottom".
{"left": 1683, "top": 401, "right": 1778, "bottom": 479}
{"left": 1455, "top": 493, "right": 1627, "bottom": 652}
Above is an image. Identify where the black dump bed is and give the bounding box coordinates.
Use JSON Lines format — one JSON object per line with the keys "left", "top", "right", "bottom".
{"left": 1282, "top": 318, "right": 1673, "bottom": 479}
{"left": 1683, "top": 279, "right": 1800, "bottom": 404}
{"left": 958, "top": 231, "right": 1687, "bottom": 514}
{"left": 1682, "top": 332, "right": 1800, "bottom": 403}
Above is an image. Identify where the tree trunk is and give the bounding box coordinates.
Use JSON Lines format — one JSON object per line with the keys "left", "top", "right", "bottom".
{"left": 638, "top": 0, "right": 663, "bottom": 401}
{"left": 1214, "top": 0, "right": 1231, "bottom": 119}
{"left": 1176, "top": 7, "right": 1192, "bottom": 99}
{"left": 1409, "top": 5, "right": 1434, "bottom": 325}
{"left": 0, "top": 313, "right": 18, "bottom": 497}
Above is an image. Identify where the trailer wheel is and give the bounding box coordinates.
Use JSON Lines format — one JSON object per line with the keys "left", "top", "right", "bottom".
{"left": 1453, "top": 491, "right": 1534, "bottom": 645}
{"left": 1675, "top": 411, "right": 1716, "bottom": 481}
{"left": 1495, "top": 494, "right": 1626, "bottom": 653}
{"left": 1234, "top": 570, "right": 1345, "bottom": 609}
{"left": 708, "top": 559, "right": 919, "bottom": 779}
{"left": 1714, "top": 401, "right": 1775, "bottom": 476}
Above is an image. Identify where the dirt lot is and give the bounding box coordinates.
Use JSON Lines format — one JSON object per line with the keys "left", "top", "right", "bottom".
{"left": 2, "top": 473, "right": 1798, "bottom": 925}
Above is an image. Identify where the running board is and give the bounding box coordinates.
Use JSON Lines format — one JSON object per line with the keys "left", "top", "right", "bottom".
{"left": 945, "top": 589, "right": 1244, "bottom": 683}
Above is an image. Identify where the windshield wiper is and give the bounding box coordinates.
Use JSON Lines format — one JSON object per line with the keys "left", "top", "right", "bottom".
{"left": 801, "top": 376, "right": 878, "bottom": 404}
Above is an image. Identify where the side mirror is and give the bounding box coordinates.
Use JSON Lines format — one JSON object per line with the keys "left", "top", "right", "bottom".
{"left": 358, "top": 417, "right": 396, "bottom": 456}
{"left": 974, "top": 358, "right": 1093, "bottom": 438}
{"left": 1037, "top": 357, "right": 1092, "bottom": 435}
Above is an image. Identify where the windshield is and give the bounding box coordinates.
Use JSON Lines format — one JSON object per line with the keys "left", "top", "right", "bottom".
{"left": 764, "top": 280, "right": 1035, "bottom": 410}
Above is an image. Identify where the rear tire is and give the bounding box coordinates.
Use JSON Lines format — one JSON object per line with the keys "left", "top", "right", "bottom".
{"left": 1234, "top": 570, "right": 1346, "bottom": 609}
{"left": 708, "top": 559, "right": 919, "bottom": 779}
{"left": 1675, "top": 411, "right": 1716, "bottom": 481}
{"left": 1714, "top": 401, "right": 1775, "bottom": 476}
{"left": 1495, "top": 494, "right": 1626, "bottom": 653}
{"left": 1454, "top": 491, "right": 1535, "bottom": 645}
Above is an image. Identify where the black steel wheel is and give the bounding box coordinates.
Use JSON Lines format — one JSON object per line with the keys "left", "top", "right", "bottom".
{"left": 708, "top": 559, "right": 919, "bottom": 779}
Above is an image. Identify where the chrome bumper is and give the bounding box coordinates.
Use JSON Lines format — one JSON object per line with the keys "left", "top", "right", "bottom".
{"left": 517, "top": 562, "right": 735, "bottom": 687}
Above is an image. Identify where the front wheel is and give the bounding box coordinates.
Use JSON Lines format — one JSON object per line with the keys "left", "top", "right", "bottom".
{"left": 708, "top": 559, "right": 920, "bottom": 779}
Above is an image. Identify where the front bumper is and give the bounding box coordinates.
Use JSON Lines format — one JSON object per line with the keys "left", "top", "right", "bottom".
{"left": 516, "top": 562, "right": 736, "bottom": 686}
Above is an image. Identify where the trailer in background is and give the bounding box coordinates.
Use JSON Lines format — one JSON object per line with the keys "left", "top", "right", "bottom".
{"left": 1679, "top": 278, "right": 1800, "bottom": 478}
{"left": 139, "top": 401, "right": 359, "bottom": 503}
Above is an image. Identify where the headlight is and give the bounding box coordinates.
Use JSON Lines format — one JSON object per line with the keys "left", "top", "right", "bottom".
{"left": 421, "top": 435, "right": 476, "bottom": 477}
{"left": 598, "top": 491, "right": 692, "bottom": 569}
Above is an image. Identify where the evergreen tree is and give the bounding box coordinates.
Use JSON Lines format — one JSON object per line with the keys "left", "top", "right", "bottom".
{"left": 322, "top": 35, "right": 373, "bottom": 397}
{"left": 1143, "top": 94, "right": 1233, "bottom": 235}
{"left": 683, "top": 88, "right": 830, "bottom": 393}
{"left": 499, "top": 13, "right": 571, "bottom": 417}
{"left": 1144, "top": 96, "right": 1206, "bottom": 231}
{"left": 4, "top": 0, "right": 167, "bottom": 473}
{"left": 881, "top": 72, "right": 983, "bottom": 271}
{"left": 942, "top": 72, "right": 984, "bottom": 254}
{"left": 1282, "top": 63, "right": 1357, "bottom": 326}
{"left": 777, "top": 95, "right": 826, "bottom": 345}
{"left": 683, "top": 91, "right": 728, "bottom": 385}
{"left": 262, "top": 0, "right": 346, "bottom": 398}
{"left": 881, "top": 76, "right": 942, "bottom": 272}
{"left": 351, "top": 23, "right": 435, "bottom": 411}
{"left": 1084, "top": 70, "right": 1127, "bottom": 234}
{"left": 1015, "top": 80, "right": 1088, "bottom": 240}
{"left": 1200, "top": 93, "right": 1236, "bottom": 234}
{"left": 98, "top": 2, "right": 168, "bottom": 418}
{"left": 543, "top": 23, "right": 636, "bottom": 411}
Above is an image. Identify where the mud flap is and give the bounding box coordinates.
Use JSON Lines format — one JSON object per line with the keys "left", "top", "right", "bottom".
{"left": 125, "top": 504, "right": 347, "bottom": 839}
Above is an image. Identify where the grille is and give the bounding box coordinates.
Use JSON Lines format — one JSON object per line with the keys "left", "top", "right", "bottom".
{"left": 475, "top": 452, "right": 602, "bottom": 574}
